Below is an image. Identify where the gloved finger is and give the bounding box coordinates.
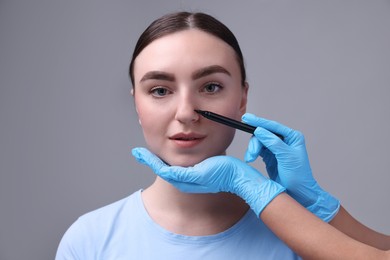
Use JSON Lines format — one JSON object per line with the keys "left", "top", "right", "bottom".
{"left": 242, "top": 113, "right": 294, "bottom": 140}
{"left": 244, "top": 135, "right": 263, "bottom": 163}
{"left": 132, "top": 148, "right": 201, "bottom": 182}
{"left": 158, "top": 164, "right": 223, "bottom": 194}
{"left": 159, "top": 165, "right": 199, "bottom": 183}
{"left": 253, "top": 126, "right": 290, "bottom": 155}
{"left": 261, "top": 147, "right": 279, "bottom": 181}
{"left": 131, "top": 147, "right": 168, "bottom": 173}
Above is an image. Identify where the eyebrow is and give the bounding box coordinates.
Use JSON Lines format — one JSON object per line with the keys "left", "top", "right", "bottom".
{"left": 139, "top": 65, "right": 231, "bottom": 83}
{"left": 140, "top": 71, "right": 175, "bottom": 82}
{"left": 192, "top": 65, "right": 231, "bottom": 80}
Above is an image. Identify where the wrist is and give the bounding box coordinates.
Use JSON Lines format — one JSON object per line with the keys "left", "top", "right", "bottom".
{"left": 242, "top": 180, "right": 286, "bottom": 217}
{"left": 306, "top": 188, "right": 340, "bottom": 222}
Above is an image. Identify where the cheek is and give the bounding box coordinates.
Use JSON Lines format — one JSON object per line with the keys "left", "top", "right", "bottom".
{"left": 138, "top": 115, "right": 165, "bottom": 156}
{"left": 135, "top": 101, "right": 176, "bottom": 164}
{"left": 135, "top": 94, "right": 156, "bottom": 125}
{"left": 217, "top": 126, "right": 236, "bottom": 151}
{"left": 135, "top": 100, "right": 162, "bottom": 145}
{"left": 212, "top": 97, "right": 245, "bottom": 121}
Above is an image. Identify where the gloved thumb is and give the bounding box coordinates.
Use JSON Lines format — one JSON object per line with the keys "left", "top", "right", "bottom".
{"left": 132, "top": 147, "right": 168, "bottom": 174}
{"left": 245, "top": 135, "right": 263, "bottom": 163}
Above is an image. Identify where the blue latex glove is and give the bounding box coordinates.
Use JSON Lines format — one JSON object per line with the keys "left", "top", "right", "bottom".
{"left": 132, "top": 147, "right": 285, "bottom": 217}
{"left": 242, "top": 113, "right": 340, "bottom": 222}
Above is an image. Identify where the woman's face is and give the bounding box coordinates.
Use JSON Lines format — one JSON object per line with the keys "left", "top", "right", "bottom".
{"left": 133, "top": 29, "right": 248, "bottom": 166}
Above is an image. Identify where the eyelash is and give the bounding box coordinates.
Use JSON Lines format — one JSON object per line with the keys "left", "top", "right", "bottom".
{"left": 202, "top": 82, "right": 223, "bottom": 94}
{"left": 150, "top": 87, "right": 171, "bottom": 97}
{"left": 149, "top": 82, "right": 223, "bottom": 98}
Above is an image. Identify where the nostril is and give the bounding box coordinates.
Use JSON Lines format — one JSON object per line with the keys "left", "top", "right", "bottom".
{"left": 175, "top": 107, "right": 200, "bottom": 124}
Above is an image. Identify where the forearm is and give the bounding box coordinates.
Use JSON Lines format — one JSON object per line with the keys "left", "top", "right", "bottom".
{"left": 329, "top": 206, "right": 390, "bottom": 250}
{"left": 260, "top": 193, "right": 389, "bottom": 260}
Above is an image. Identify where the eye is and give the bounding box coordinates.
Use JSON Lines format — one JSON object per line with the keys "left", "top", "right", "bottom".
{"left": 202, "top": 82, "right": 223, "bottom": 94}
{"left": 150, "top": 87, "right": 171, "bottom": 97}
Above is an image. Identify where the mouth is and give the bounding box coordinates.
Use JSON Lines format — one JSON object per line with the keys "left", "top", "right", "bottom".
{"left": 169, "top": 133, "right": 206, "bottom": 147}
{"left": 169, "top": 132, "right": 206, "bottom": 140}
{"left": 171, "top": 137, "right": 201, "bottom": 141}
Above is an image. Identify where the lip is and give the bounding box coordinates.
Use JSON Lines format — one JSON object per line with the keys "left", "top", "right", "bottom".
{"left": 169, "top": 132, "right": 206, "bottom": 148}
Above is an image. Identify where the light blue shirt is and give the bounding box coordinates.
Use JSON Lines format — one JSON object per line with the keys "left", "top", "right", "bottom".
{"left": 56, "top": 190, "right": 301, "bottom": 259}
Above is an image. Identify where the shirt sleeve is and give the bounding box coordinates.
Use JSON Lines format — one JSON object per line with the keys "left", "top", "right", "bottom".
{"left": 55, "top": 219, "right": 89, "bottom": 260}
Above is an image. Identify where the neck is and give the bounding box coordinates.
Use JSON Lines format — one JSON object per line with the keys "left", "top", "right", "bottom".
{"left": 142, "top": 177, "right": 249, "bottom": 236}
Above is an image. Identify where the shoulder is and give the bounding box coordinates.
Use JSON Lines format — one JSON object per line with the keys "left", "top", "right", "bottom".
{"left": 77, "top": 190, "right": 140, "bottom": 228}
{"left": 55, "top": 190, "right": 142, "bottom": 259}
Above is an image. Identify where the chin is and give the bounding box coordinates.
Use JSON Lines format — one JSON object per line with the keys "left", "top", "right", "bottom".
{"left": 165, "top": 149, "right": 227, "bottom": 167}
{"left": 165, "top": 156, "right": 205, "bottom": 167}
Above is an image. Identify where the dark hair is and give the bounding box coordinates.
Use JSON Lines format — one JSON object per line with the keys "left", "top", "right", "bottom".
{"left": 129, "top": 12, "right": 246, "bottom": 87}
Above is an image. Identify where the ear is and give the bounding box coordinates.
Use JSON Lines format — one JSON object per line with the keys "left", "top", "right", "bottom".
{"left": 132, "top": 88, "right": 141, "bottom": 125}
{"left": 134, "top": 104, "right": 141, "bottom": 125}
{"left": 239, "top": 82, "right": 249, "bottom": 115}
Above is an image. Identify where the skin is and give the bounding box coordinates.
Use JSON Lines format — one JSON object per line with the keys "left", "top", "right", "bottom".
{"left": 329, "top": 206, "right": 390, "bottom": 250}
{"left": 133, "top": 29, "right": 248, "bottom": 167}
{"left": 132, "top": 29, "right": 250, "bottom": 235}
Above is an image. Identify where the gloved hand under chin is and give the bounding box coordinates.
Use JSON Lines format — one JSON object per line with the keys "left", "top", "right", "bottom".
{"left": 242, "top": 113, "right": 340, "bottom": 222}
{"left": 132, "top": 147, "right": 285, "bottom": 217}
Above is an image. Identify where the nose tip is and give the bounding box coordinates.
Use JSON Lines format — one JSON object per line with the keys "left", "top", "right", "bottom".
{"left": 175, "top": 109, "right": 200, "bottom": 124}
{"left": 175, "top": 102, "right": 200, "bottom": 124}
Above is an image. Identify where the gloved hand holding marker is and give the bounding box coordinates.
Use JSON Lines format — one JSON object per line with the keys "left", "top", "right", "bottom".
{"left": 193, "top": 110, "right": 340, "bottom": 221}
{"left": 241, "top": 113, "right": 340, "bottom": 222}
{"left": 195, "top": 109, "right": 339, "bottom": 221}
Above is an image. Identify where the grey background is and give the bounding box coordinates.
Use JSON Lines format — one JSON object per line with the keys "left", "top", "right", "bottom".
{"left": 1, "top": 0, "right": 389, "bottom": 259}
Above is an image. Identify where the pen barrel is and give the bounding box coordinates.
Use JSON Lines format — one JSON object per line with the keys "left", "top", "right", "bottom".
{"left": 202, "top": 111, "right": 256, "bottom": 134}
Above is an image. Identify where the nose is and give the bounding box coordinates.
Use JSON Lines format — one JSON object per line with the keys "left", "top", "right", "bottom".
{"left": 174, "top": 93, "right": 200, "bottom": 124}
